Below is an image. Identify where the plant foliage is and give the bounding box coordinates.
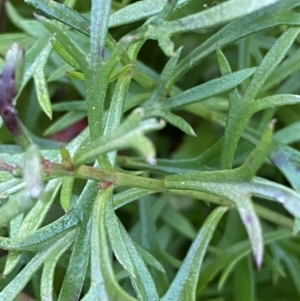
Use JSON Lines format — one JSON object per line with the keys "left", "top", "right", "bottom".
{"left": 1, "top": 0, "right": 300, "bottom": 300}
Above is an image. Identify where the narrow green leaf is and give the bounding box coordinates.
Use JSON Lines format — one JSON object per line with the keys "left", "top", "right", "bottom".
{"left": 106, "top": 199, "right": 159, "bottom": 300}
{"left": 274, "top": 121, "right": 300, "bottom": 145}
{"left": 270, "top": 141, "right": 300, "bottom": 192}
{"left": 152, "top": 110, "right": 196, "bottom": 136}
{"left": 106, "top": 204, "right": 137, "bottom": 277}
{"left": 113, "top": 188, "right": 155, "bottom": 210}
{"left": 262, "top": 47, "right": 300, "bottom": 92}
{"left": 293, "top": 218, "right": 300, "bottom": 235}
{"left": 66, "top": 69, "right": 85, "bottom": 80}
{"left": 118, "top": 139, "right": 222, "bottom": 174}
{"left": 17, "top": 37, "right": 50, "bottom": 101}
{"left": 282, "top": 252, "right": 300, "bottom": 298}
{"left": 47, "top": 63, "right": 74, "bottom": 82}
{"left": 255, "top": 204, "right": 293, "bottom": 229}
{"left": 235, "top": 197, "right": 263, "bottom": 268}
{"left": 233, "top": 257, "right": 255, "bottom": 301}
{"left": 217, "top": 47, "right": 242, "bottom": 169}
{"left": 172, "top": 0, "right": 300, "bottom": 84}
{"left": 51, "top": 40, "right": 81, "bottom": 70}
{"left": 139, "top": 199, "right": 163, "bottom": 256}
{"left": 0, "top": 230, "right": 76, "bottom": 301}
{"left": 0, "top": 190, "right": 35, "bottom": 228}
{"left": 88, "top": 187, "right": 136, "bottom": 301}
{"left": 145, "top": 48, "right": 181, "bottom": 106}
{"left": 60, "top": 145, "right": 73, "bottom": 170}
{"left": 165, "top": 123, "right": 276, "bottom": 266}
{"left": 73, "top": 109, "right": 165, "bottom": 166}
{"left": 52, "top": 100, "right": 86, "bottom": 112}
{"left": 8, "top": 214, "right": 24, "bottom": 239}
{"left": 2, "top": 176, "right": 98, "bottom": 251}
{"left": 162, "top": 206, "right": 197, "bottom": 240}
{"left": 25, "top": 0, "right": 90, "bottom": 36}
{"left": 65, "top": 65, "right": 133, "bottom": 83}
{"left": 159, "top": 68, "right": 255, "bottom": 110}
{"left": 64, "top": 0, "right": 78, "bottom": 8}
{"left": 58, "top": 217, "right": 91, "bottom": 301}
{"left": 162, "top": 206, "right": 227, "bottom": 301}
{"left": 249, "top": 94, "right": 300, "bottom": 114}
{"left": 220, "top": 28, "right": 300, "bottom": 168}
{"left": 165, "top": 0, "right": 283, "bottom": 36}
{"left": 40, "top": 235, "right": 73, "bottom": 301}
{"left": 158, "top": 0, "right": 179, "bottom": 20}
{"left": 38, "top": 16, "right": 87, "bottom": 70}
{"left": 244, "top": 27, "right": 300, "bottom": 101}
{"left": 216, "top": 47, "right": 241, "bottom": 104}
{"left": 33, "top": 42, "right": 53, "bottom": 119}
{"left": 134, "top": 243, "right": 165, "bottom": 273}
{"left": 0, "top": 183, "right": 24, "bottom": 198}
{"left": 250, "top": 177, "right": 300, "bottom": 220}
{"left": 60, "top": 177, "right": 74, "bottom": 212}
{"left": 0, "top": 172, "right": 14, "bottom": 182}
{"left": 4, "top": 179, "right": 62, "bottom": 276}
{"left": 108, "top": 65, "right": 132, "bottom": 83}
{"left": 216, "top": 47, "right": 232, "bottom": 76}
{"left": 238, "top": 120, "right": 273, "bottom": 180}
{"left": 2, "top": 215, "right": 78, "bottom": 252}
{"left": 138, "top": 199, "right": 171, "bottom": 293}
{"left": 0, "top": 179, "right": 23, "bottom": 194}
{"left": 83, "top": 0, "right": 112, "bottom": 145}
{"left": 5, "top": 1, "right": 48, "bottom": 38}
{"left": 109, "top": 0, "right": 190, "bottom": 28}
{"left": 0, "top": 34, "right": 35, "bottom": 56}
{"left": 90, "top": 0, "right": 111, "bottom": 69}
{"left": 197, "top": 230, "right": 290, "bottom": 293}
{"left": 43, "top": 110, "right": 86, "bottom": 136}
{"left": 104, "top": 73, "right": 132, "bottom": 167}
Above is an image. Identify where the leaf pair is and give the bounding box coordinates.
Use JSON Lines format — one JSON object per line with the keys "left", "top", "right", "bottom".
{"left": 166, "top": 121, "right": 300, "bottom": 267}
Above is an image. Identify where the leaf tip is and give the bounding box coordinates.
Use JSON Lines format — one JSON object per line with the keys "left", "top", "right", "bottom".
{"left": 269, "top": 118, "right": 277, "bottom": 129}
{"left": 33, "top": 12, "right": 46, "bottom": 22}
{"left": 46, "top": 111, "right": 53, "bottom": 120}
{"left": 255, "top": 252, "right": 263, "bottom": 269}
{"left": 147, "top": 157, "right": 157, "bottom": 165}
{"left": 190, "top": 129, "right": 197, "bottom": 137}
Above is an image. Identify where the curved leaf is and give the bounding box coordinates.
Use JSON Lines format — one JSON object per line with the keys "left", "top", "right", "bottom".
{"left": 172, "top": 0, "right": 300, "bottom": 82}
{"left": 4, "top": 179, "right": 62, "bottom": 276}
{"left": 160, "top": 68, "right": 256, "bottom": 110}
{"left": 0, "top": 230, "right": 76, "bottom": 301}
{"left": 58, "top": 217, "right": 91, "bottom": 301}
{"left": 25, "top": 0, "right": 90, "bottom": 36}
{"left": 162, "top": 206, "right": 227, "bottom": 301}
{"left": 87, "top": 187, "right": 137, "bottom": 301}
{"left": 73, "top": 109, "right": 165, "bottom": 166}
{"left": 106, "top": 198, "right": 159, "bottom": 300}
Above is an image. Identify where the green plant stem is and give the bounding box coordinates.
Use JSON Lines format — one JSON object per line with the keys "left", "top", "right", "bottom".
{"left": 1, "top": 158, "right": 294, "bottom": 231}
{"left": 75, "top": 165, "right": 118, "bottom": 183}
{"left": 48, "top": 162, "right": 295, "bottom": 229}
{"left": 75, "top": 165, "right": 165, "bottom": 190}
{"left": 117, "top": 172, "right": 165, "bottom": 190}
{"left": 46, "top": 162, "right": 165, "bottom": 191}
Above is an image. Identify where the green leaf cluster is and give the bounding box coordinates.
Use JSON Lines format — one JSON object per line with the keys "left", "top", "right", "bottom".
{"left": 1, "top": 0, "right": 300, "bottom": 300}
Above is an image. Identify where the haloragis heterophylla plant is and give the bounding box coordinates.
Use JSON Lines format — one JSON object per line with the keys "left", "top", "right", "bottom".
{"left": 1, "top": 0, "right": 300, "bottom": 300}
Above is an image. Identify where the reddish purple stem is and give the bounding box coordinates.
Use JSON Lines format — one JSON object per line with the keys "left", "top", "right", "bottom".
{"left": 0, "top": 57, "right": 20, "bottom": 136}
